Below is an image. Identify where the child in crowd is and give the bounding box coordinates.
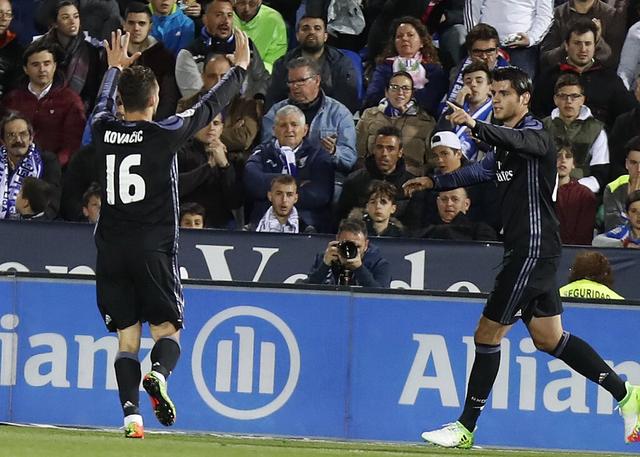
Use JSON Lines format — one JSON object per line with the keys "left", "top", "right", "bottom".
{"left": 179, "top": 202, "right": 206, "bottom": 229}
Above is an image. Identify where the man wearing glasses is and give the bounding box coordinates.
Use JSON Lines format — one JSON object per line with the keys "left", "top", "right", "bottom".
{"left": 266, "top": 15, "right": 359, "bottom": 113}
{"left": 543, "top": 73, "right": 609, "bottom": 194}
{"left": 441, "top": 23, "right": 509, "bottom": 116}
{"left": 0, "top": 0, "right": 21, "bottom": 99}
{"left": 261, "top": 56, "right": 356, "bottom": 200}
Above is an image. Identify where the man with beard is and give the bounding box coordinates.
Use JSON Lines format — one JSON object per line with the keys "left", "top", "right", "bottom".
{"left": 265, "top": 15, "right": 359, "bottom": 113}
{"left": 175, "top": 0, "right": 270, "bottom": 100}
{"left": 0, "top": 113, "right": 61, "bottom": 219}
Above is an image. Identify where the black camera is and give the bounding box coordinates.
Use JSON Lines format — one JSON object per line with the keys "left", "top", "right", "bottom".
{"left": 337, "top": 240, "right": 358, "bottom": 259}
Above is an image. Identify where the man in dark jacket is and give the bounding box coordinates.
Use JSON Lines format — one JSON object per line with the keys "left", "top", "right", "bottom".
{"left": 419, "top": 187, "right": 497, "bottom": 241}
{"left": 532, "top": 19, "right": 634, "bottom": 129}
{"left": 124, "top": 1, "right": 180, "bottom": 119}
{"left": 306, "top": 218, "right": 391, "bottom": 288}
{"left": 178, "top": 110, "right": 243, "bottom": 229}
{"left": 337, "top": 125, "right": 418, "bottom": 228}
{"left": 266, "top": 15, "right": 359, "bottom": 113}
{"left": 244, "top": 104, "right": 335, "bottom": 232}
{"left": 609, "top": 75, "right": 640, "bottom": 179}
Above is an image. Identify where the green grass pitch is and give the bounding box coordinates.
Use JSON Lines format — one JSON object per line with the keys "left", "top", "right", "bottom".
{"left": 0, "top": 424, "right": 637, "bottom": 457}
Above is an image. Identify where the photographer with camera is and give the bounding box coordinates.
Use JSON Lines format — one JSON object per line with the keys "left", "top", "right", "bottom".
{"left": 305, "top": 218, "right": 391, "bottom": 288}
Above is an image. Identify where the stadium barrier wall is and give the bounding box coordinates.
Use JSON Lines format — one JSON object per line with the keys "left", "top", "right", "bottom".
{"left": 1, "top": 219, "right": 639, "bottom": 299}
{"left": 0, "top": 275, "right": 638, "bottom": 453}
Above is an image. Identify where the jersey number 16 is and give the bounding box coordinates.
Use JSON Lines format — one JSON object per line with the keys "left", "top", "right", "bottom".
{"left": 105, "top": 154, "right": 147, "bottom": 205}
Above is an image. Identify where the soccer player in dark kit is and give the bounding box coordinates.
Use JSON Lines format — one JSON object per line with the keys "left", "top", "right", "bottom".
{"left": 92, "top": 29, "right": 250, "bottom": 438}
{"left": 403, "top": 66, "right": 640, "bottom": 449}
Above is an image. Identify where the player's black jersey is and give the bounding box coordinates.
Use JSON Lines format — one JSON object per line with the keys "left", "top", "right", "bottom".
{"left": 433, "top": 114, "right": 561, "bottom": 258}
{"left": 91, "top": 66, "right": 245, "bottom": 249}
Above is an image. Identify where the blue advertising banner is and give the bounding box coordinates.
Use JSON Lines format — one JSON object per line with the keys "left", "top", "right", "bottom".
{"left": 1, "top": 219, "right": 639, "bottom": 299}
{"left": 0, "top": 275, "right": 638, "bottom": 452}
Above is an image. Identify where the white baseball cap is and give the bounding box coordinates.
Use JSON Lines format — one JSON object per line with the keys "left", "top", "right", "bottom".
{"left": 430, "top": 131, "right": 462, "bottom": 150}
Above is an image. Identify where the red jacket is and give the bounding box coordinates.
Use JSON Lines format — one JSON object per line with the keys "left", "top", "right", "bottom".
{"left": 3, "top": 85, "right": 86, "bottom": 167}
{"left": 556, "top": 179, "right": 597, "bottom": 245}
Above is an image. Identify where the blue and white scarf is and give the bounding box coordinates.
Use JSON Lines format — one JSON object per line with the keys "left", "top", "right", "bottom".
{"left": 274, "top": 140, "right": 301, "bottom": 177}
{"left": 378, "top": 98, "right": 418, "bottom": 118}
{"left": 455, "top": 98, "right": 493, "bottom": 161}
{"left": 256, "top": 206, "right": 300, "bottom": 233}
{"left": 0, "top": 144, "right": 43, "bottom": 219}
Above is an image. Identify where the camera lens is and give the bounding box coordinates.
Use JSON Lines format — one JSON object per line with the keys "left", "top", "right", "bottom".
{"left": 338, "top": 240, "right": 358, "bottom": 259}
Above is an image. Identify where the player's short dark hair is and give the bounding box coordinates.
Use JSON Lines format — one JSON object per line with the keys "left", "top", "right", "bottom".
{"left": 492, "top": 66, "right": 532, "bottom": 97}
{"left": 270, "top": 175, "right": 297, "bottom": 190}
{"left": 465, "top": 23, "right": 500, "bottom": 51}
{"left": 461, "top": 60, "right": 492, "bottom": 81}
{"left": 286, "top": 56, "right": 321, "bottom": 76}
{"left": 82, "top": 182, "right": 101, "bottom": 207}
{"left": 367, "top": 180, "right": 397, "bottom": 204}
{"left": 624, "top": 136, "right": 640, "bottom": 157}
{"left": 180, "top": 202, "right": 206, "bottom": 222}
{"left": 118, "top": 65, "right": 158, "bottom": 112}
{"left": 0, "top": 112, "right": 34, "bottom": 139}
{"left": 338, "top": 218, "right": 368, "bottom": 238}
{"left": 375, "top": 125, "right": 403, "bottom": 149}
{"left": 388, "top": 71, "right": 414, "bottom": 89}
{"left": 626, "top": 190, "right": 640, "bottom": 211}
{"left": 568, "top": 251, "right": 614, "bottom": 287}
{"left": 565, "top": 18, "right": 598, "bottom": 43}
{"left": 125, "top": 1, "right": 152, "bottom": 19}
{"left": 297, "top": 15, "right": 326, "bottom": 30}
{"left": 20, "top": 177, "right": 51, "bottom": 214}
{"left": 23, "top": 40, "right": 61, "bottom": 67}
{"left": 554, "top": 73, "right": 584, "bottom": 94}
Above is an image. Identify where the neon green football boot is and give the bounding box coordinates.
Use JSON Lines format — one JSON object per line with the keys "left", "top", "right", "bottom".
{"left": 619, "top": 382, "right": 640, "bottom": 443}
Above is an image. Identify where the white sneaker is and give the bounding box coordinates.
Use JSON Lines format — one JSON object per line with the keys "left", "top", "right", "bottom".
{"left": 421, "top": 421, "right": 474, "bottom": 449}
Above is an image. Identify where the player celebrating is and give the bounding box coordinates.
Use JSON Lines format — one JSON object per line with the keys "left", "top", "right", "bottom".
{"left": 92, "top": 29, "right": 250, "bottom": 438}
{"left": 404, "top": 66, "right": 640, "bottom": 448}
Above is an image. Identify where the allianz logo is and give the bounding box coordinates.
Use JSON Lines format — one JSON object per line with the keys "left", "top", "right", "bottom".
{"left": 192, "top": 306, "right": 301, "bottom": 420}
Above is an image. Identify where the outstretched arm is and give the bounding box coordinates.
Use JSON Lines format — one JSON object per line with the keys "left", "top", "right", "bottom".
{"left": 445, "top": 101, "right": 549, "bottom": 158}
{"left": 92, "top": 30, "right": 141, "bottom": 122}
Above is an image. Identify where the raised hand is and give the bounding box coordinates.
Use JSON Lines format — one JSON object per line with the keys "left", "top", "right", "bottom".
{"left": 233, "top": 28, "right": 251, "bottom": 70}
{"left": 445, "top": 101, "right": 476, "bottom": 129}
{"left": 103, "top": 30, "right": 141, "bottom": 71}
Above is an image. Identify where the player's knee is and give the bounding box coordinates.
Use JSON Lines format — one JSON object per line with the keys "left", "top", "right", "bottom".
{"left": 150, "top": 321, "right": 180, "bottom": 341}
{"left": 531, "top": 334, "right": 559, "bottom": 353}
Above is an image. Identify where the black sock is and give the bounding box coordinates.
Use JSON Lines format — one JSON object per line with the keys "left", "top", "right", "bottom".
{"left": 458, "top": 343, "right": 501, "bottom": 432}
{"left": 150, "top": 337, "right": 181, "bottom": 379}
{"left": 552, "top": 332, "right": 627, "bottom": 402}
{"left": 114, "top": 352, "right": 141, "bottom": 417}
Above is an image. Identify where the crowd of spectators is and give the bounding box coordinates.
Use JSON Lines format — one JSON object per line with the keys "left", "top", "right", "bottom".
{"left": 2, "top": 0, "right": 640, "bottom": 250}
